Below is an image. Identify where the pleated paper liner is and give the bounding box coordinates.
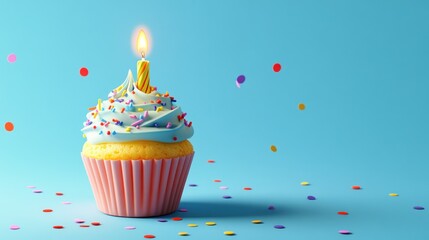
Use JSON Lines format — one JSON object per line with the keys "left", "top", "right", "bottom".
{"left": 82, "top": 153, "right": 194, "bottom": 217}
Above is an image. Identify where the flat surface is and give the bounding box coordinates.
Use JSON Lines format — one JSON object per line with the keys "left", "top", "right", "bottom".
{"left": 1, "top": 0, "right": 429, "bottom": 239}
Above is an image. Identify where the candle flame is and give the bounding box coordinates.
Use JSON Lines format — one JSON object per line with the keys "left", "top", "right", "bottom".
{"left": 137, "top": 30, "right": 148, "bottom": 58}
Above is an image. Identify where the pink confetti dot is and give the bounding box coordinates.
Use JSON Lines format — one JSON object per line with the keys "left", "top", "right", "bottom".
{"left": 7, "top": 53, "right": 16, "bottom": 63}
{"left": 10, "top": 225, "right": 20, "bottom": 230}
{"left": 125, "top": 226, "right": 136, "bottom": 230}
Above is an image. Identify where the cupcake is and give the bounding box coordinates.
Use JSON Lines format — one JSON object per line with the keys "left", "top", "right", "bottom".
{"left": 81, "top": 70, "right": 194, "bottom": 217}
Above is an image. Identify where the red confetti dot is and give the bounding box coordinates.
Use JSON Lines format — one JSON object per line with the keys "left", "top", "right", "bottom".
{"left": 56, "top": 192, "right": 63, "bottom": 196}
{"left": 43, "top": 209, "right": 53, "bottom": 213}
{"left": 243, "top": 187, "right": 252, "bottom": 191}
{"left": 173, "top": 136, "right": 177, "bottom": 141}
{"left": 213, "top": 179, "right": 222, "bottom": 182}
{"left": 208, "top": 160, "right": 215, "bottom": 163}
{"left": 4, "top": 122, "right": 14, "bottom": 131}
{"left": 273, "top": 63, "right": 282, "bottom": 72}
{"left": 80, "top": 224, "right": 90, "bottom": 228}
{"left": 91, "top": 222, "right": 101, "bottom": 226}
{"left": 337, "top": 211, "right": 349, "bottom": 215}
{"left": 107, "top": 131, "right": 111, "bottom": 135}
{"left": 53, "top": 225, "right": 64, "bottom": 229}
{"left": 352, "top": 185, "right": 361, "bottom": 190}
{"left": 144, "top": 235, "right": 156, "bottom": 239}
{"left": 171, "top": 217, "right": 183, "bottom": 221}
{"left": 80, "top": 67, "right": 89, "bottom": 77}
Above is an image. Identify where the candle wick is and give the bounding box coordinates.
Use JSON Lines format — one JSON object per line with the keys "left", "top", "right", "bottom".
{"left": 140, "top": 51, "right": 146, "bottom": 59}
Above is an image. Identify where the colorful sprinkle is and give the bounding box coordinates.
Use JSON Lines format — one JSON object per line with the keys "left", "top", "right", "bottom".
{"left": 352, "top": 185, "right": 361, "bottom": 190}
{"left": 166, "top": 122, "right": 172, "bottom": 128}
{"left": 274, "top": 225, "right": 285, "bottom": 229}
{"left": 298, "top": 103, "right": 306, "bottom": 110}
{"left": 243, "top": 187, "right": 252, "bottom": 190}
{"left": 7, "top": 53, "right": 17, "bottom": 63}
{"left": 91, "top": 222, "right": 101, "bottom": 226}
{"left": 80, "top": 67, "right": 89, "bottom": 77}
{"left": 223, "top": 195, "right": 232, "bottom": 199}
{"left": 224, "top": 231, "right": 235, "bottom": 236}
{"left": 74, "top": 219, "right": 85, "bottom": 223}
{"left": 56, "top": 192, "right": 64, "bottom": 196}
{"left": 157, "top": 219, "right": 167, "bottom": 222}
{"left": 270, "top": 145, "right": 277, "bottom": 152}
{"left": 33, "top": 190, "right": 43, "bottom": 193}
{"left": 178, "top": 232, "right": 189, "bottom": 236}
{"left": 307, "top": 196, "right": 316, "bottom": 200}
{"left": 213, "top": 179, "right": 221, "bottom": 182}
{"left": 220, "top": 186, "right": 229, "bottom": 190}
{"left": 237, "top": 75, "right": 246, "bottom": 84}
{"left": 187, "top": 223, "right": 198, "bottom": 227}
{"left": 273, "top": 63, "right": 282, "bottom": 72}
{"left": 80, "top": 224, "right": 90, "bottom": 228}
{"left": 4, "top": 122, "right": 14, "bottom": 131}
{"left": 208, "top": 160, "right": 215, "bottom": 163}
{"left": 178, "top": 208, "right": 188, "bottom": 212}
{"left": 339, "top": 230, "right": 352, "bottom": 235}
{"left": 53, "top": 225, "right": 64, "bottom": 229}
{"left": 414, "top": 206, "right": 425, "bottom": 210}
{"left": 43, "top": 209, "right": 53, "bottom": 213}
{"left": 205, "top": 221, "right": 216, "bottom": 226}
{"left": 189, "top": 184, "right": 198, "bottom": 187}
{"left": 172, "top": 217, "right": 183, "bottom": 221}
{"left": 337, "top": 211, "right": 349, "bottom": 215}
{"left": 251, "top": 220, "right": 263, "bottom": 224}
{"left": 300, "top": 181, "right": 310, "bottom": 186}
{"left": 131, "top": 119, "right": 144, "bottom": 127}
{"left": 144, "top": 234, "right": 156, "bottom": 239}
{"left": 10, "top": 225, "right": 20, "bottom": 230}
{"left": 125, "top": 226, "right": 136, "bottom": 230}
{"left": 389, "top": 193, "right": 399, "bottom": 197}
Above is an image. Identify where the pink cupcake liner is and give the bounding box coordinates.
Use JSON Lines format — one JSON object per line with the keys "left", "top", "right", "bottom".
{"left": 82, "top": 153, "right": 194, "bottom": 217}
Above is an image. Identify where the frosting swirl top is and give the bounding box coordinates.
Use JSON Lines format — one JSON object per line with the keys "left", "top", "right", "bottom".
{"left": 81, "top": 70, "right": 194, "bottom": 144}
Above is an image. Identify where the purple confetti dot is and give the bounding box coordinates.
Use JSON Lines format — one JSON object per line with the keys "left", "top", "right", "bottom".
{"left": 189, "top": 184, "right": 198, "bottom": 187}
{"left": 268, "top": 205, "right": 275, "bottom": 210}
{"left": 274, "top": 225, "right": 285, "bottom": 229}
{"left": 7, "top": 53, "right": 16, "bottom": 63}
{"left": 339, "top": 230, "right": 352, "bottom": 234}
{"left": 62, "top": 201, "right": 72, "bottom": 205}
{"left": 157, "top": 219, "right": 168, "bottom": 222}
{"left": 223, "top": 195, "right": 232, "bottom": 199}
{"left": 237, "top": 75, "right": 245, "bottom": 84}
{"left": 307, "top": 195, "right": 316, "bottom": 200}
{"left": 414, "top": 206, "right": 425, "bottom": 210}
{"left": 219, "top": 186, "right": 229, "bottom": 190}
{"left": 125, "top": 226, "right": 136, "bottom": 230}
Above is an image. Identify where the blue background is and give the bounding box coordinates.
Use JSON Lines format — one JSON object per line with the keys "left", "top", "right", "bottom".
{"left": 1, "top": 0, "right": 429, "bottom": 239}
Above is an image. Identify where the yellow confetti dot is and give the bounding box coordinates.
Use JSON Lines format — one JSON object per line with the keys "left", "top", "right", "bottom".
{"left": 205, "top": 222, "right": 216, "bottom": 226}
{"left": 224, "top": 231, "right": 235, "bottom": 236}
{"left": 389, "top": 193, "right": 399, "bottom": 197}
{"left": 178, "top": 232, "right": 189, "bottom": 236}
{"left": 300, "top": 181, "right": 310, "bottom": 186}
{"left": 156, "top": 94, "right": 161, "bottom": 97}
{"left": 156, "top": 106, "right": 164, "bottom": 112}
{"left": 251, "top": 220, "right": 263, "bottom": 224}
{"left": 270, "top": 145, "right": 277, "bottom": 152}
{"left": 187, "top": 224, "right": 198, "bottom": 227}
{"left": 82, "top": 134, "right": 86, "bottom": 138}
{"left": 125, "top": 127, "right": 131, "bottom": 132}
{"left": 137, "top": 108, "right": 144, "bottom": 112}
{"left": 93, "top": 111, "right": 98, "bottom": 119}
{"left": 298, "top": 103, "right": 306, "bottom": 110}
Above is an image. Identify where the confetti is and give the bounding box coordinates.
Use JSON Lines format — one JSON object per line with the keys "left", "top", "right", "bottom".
{"left": 178, "top": 208, "right": 188, "bottom": 212}
{"left": 74, "top": 219, "right": 85, "bottom": 223}
{"left": 62, "top": 201, "right": 72, "bottom": 205}
{"left": 339, "top": 230, "right": 352, "bottom": 235}
{"left": 43, "top": 209, "right": 53, "bottom": 213}
{"left": 298, "top": 103, "right": 306, "bottom": 110}
{"left": 80, "top": 67, "right": 89, "bottom": 77}
{"left": 4, "top": 122, "right": 14, "bottom": 131}
{"left": 414, "top": 206, "right": 425, "bottom": 210}
{"left": 389, "top": 193, "right": 399, "bottom": 197}
{"left": 237, "top": 75, "right": 246, "bottom": 84}
{"left": 243, "top": 187, "right": 252, "bottom": 190}
{"left": 7, "top": 53, "right": 17, "bottom": 63}
{"left": 307, "top": 195, "right": 316, "bottom": 200}
{"left": 213, "top": 179, "right": 222, "bottom": 182}
{"left": 224, "top": 231, "right": 235, "bottom": 236}
{"left": 53, "top": 225, "right": 64, "bottom": 229}
{"left": 125, "top": 226, "right": 136, "bottom": 230}
{"left": 268, "top": 205, "right": 275, "bottom": 210}
{"left": 274, "top": 225, "right": 285, "bottom": 229}
{"left": 33, "top": 190, "right": 43, "bottom": 193}
{"left": 187, "top": 224, "right": 198, "bottom": 227}
{"left": 189, "top": 184, "right": 198, "bottom": 187}
{"left": 300, "top": 181, "right": 310, "bottom": 186}
{"left": 273, "top": 63, "right": 282, "bottom": 72}
{"left": 270, "top": 145, "right": 277, "bottom": 152}
{"left": 56, "top": 192, "right": 64, "bottom": 196}
{"left": 251, "top": 220, "right": 263, "bottom": 224}
{"left": 220, "top": 186, "right": 229, "bottom": 190}
{"left": 144, "top": 234, "right": 156, "bottom": 238}
{"left": 208, "top": 160, "right": 215, "bottom": 163}
{"left": 157, "top": 219, "right": 167, "bottom": 222}
{"left": 223, "top": 195, "right": 232, "bottom": 199}
{"left": 205, "top": 221, "right": 216, "bottom": 226}
{"left": 10, "top": 225, "right": 20, "bottom": 230}
{"left": 80, "top": 224, "right": 90, "bottom": 228}
{"left": 172, "top": 217, "right": 183, "bottom": 221}
{"left": 178, "top": 232, "right": 189, "bottom": 236}
{"left": 352, "top": 185, "right": 361, "bottom": 190}
{"left": 337, "top": 211, "right": 349, "bottom": 215}
{"left": 91, "top": 222, "right": 101, "bottom": 226}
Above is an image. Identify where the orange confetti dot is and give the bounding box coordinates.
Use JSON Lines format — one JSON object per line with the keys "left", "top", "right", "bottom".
{"left": 243, "top": 187, "right": 252, "bottom": 191}
{"left": 298, "top": 103, "right": 306, "bottom": 110}
{"left": 4, "top": 122, "right": 14, "bottom": 131}
{"left": 80, "top": 224, "right": 90, "bottom": 228}
{"left": 352, "top": 185, "right": 361, "bottom": 190}
{"left": 43, "top": 209, "right": 53, "bottom": 212}
{"left": 213, "top": 179, "right": 222, "bottom": 182}
{"left": 91, "top": 222, "right": 101, "bottom": 226}
{"left": 270, "top": 145, "right": 277, "bottom": 152}
{"left": 53, "top": 225, "right": 64, "bottom": 229}
{"left": 208, "top": 160, "right": 215, "bottom": 163}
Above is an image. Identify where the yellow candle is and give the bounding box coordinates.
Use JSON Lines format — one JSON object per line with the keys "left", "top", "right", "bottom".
{"left": 136, "top": 30, "right": 151, "bottom": 93}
